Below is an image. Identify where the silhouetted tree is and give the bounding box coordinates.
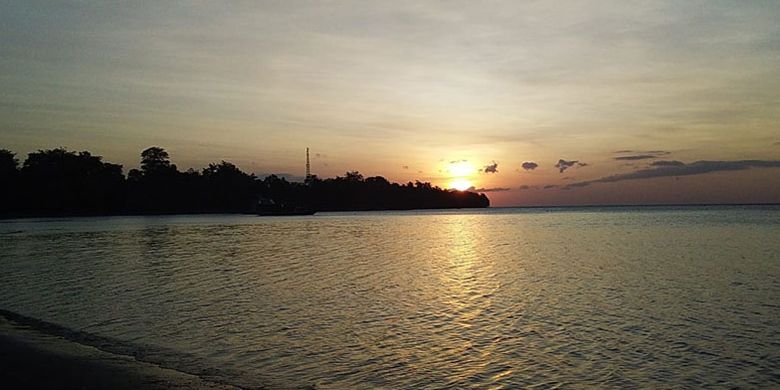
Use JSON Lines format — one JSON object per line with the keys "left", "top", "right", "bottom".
{"left": 140, "top": 146, "right": 174, "bottom": 175}
{"left": 127, "top": 147, "right": 185, "bottom": 213}
{"left": 0, "top": 149, "right": 18, "bottom": 177}
{"left": 0, "top": 147, "right": 489, "bottom": 217}
{"left": 201, "top": 161, "right": 257, "bottom": 212}
{"left": 127, "top": 168, "right": 143, "bottom": 182}
{"left": 18, "top": 148, "right": 124, "bottom": 215}
{"left": 282, "top": 170, "right": 489, "bottom": 211}
{"left": 304, "top": 174, "right": 319, "bottom": 186}
{"left": 0, "top": 149, "right": 19, "bottom": 214}
{"left": 344, "top": 171, "right": 364, "bottom": 182}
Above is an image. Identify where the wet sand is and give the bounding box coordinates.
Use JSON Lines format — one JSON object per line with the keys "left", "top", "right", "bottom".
{"left": 0, "top": 315, "right": 242, "bottom": 390}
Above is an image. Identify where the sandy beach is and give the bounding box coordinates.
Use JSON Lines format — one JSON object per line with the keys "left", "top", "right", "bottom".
{"left": 0, "top": 314, "right": 243, "bottom": 390}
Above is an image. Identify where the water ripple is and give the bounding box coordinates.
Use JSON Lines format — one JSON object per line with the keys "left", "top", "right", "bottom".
{"left": 0, "top": 209, "right": 779, "bottom": 388}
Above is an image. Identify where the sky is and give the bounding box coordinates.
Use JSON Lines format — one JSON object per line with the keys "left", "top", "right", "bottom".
{"left": 1, "top": 1, "right": 779, "bottom": 206}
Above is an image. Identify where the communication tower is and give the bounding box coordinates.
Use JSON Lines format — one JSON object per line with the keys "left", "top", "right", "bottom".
{"left": 305, "top": 147, "right": 311, "bottom": 179}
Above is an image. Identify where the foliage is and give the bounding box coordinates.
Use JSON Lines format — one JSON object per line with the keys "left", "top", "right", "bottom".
{"left": 17, "top": 149, "right": 124, "bottom": 214}
{"left": 140, "top": 146, "right": 173, "bottom": 174}
{"left": 0, "top": 147, "right": 489, "bottom": 217}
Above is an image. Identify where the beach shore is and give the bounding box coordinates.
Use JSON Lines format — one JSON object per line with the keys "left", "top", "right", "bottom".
{"left": 0, "top": 314, "right": 242, "bottom": 390}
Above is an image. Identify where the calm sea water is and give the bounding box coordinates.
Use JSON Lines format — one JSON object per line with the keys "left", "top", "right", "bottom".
{"left": 1, "top": 206, "right": 779, "bottom": 388}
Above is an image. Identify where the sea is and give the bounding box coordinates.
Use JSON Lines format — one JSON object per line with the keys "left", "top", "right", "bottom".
{"left": 1, "top": 206, "right": 779, "bottom": 388}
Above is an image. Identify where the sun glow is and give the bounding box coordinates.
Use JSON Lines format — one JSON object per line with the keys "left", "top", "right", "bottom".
{"left": 448, "top": 161, "right": 476, "bottom": 177}
{"left": 450, "top": 178, "right": 472, "bottom": 191}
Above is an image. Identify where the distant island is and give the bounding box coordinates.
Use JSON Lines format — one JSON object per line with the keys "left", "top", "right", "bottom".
{"left": 0, "top": 147, "right": 489, "bottom": 218}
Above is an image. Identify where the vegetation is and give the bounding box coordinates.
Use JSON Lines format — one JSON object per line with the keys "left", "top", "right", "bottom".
{"left": 0, "top": 147, "right": 489, "bottom": 217}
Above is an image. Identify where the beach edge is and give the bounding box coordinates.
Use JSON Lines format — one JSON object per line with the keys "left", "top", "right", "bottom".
{"left": 0, "top": 312, "right": 245, "bottom": 390}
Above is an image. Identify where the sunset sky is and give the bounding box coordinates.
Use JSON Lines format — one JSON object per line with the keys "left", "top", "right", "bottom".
{"left": 2, "top": 1, "right": 779, "bottom": 206}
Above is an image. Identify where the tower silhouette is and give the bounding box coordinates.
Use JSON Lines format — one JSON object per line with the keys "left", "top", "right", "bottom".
{"left": 305, "top": 147, "right": 311, "bottom": 179}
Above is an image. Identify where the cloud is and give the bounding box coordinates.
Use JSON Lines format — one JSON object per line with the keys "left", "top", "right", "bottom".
{"left": 614, "top": 150, "right": 670, "bottom": 155}
{"left": 555, "top": 159, "right": 577, "bottom": 172}
{"left": 483, "top": 161, "right": 498, "bottom": 173}
{"left": 450, "top": 159, "right": 467, "bottom": 164}
{"left": 468, "top": 186, "right": 510, "bottom": 192}
{"left": 564, "top": 160, "right": 780, "bottom": 189}
{"left": 521, "top": 161, "right": 538, "bottom": 171}
{"left": 402, "top": 165, "right": 409, "bottom": 169}
{"left": 518, "top": 185, "right": 531, "bottom": 190}
{"left": 613, "top": 150, "right": 670, "bottom": 160}
{"left": 543, "top": 184, "right": 559, "bottom": 189}
{"left": 614, "top": 154, "right": 658, "bottom": 161}
{"left": 555, "top": 159, "right": 587, "bottom": 173}
{"left": 650, "top": 160, "right": 685, "bottom": 167}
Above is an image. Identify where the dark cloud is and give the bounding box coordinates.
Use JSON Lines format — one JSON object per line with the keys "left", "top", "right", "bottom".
{"left": 644, "top": 150, "right": 670, "bottom": 155}
{"left": 651, "top": 160, "right": 685, "bottom": 167}
{"left": 555, "top": 159, "right": 577, "bottom": 172}
{"left": 614, "top": 150, "right": 670, "bottom": 154}
{"left": 614, "top": 154, "right": 657, "bottom": 161}
{"left": 483, "top": 161, "right": 498, "bottom": 173}
{"left": 543, "top": 184, "right": 559, "bottom": 189}
{"left": 521, "top": 161, "right": 538, "bottom": 171}
{"left": 468, "top": 186, "right": 510, "bottom": 192}
{"left": 402, "top": 165, "right": 409, "bottom": 169}
{"left": 564, "top": 181, "right": 593, "bottom": 189}
{"left": 613, "top": 150, "right": 670, "bottom": 161}
{"left": 564, "top": 160, "right": 780, "bottom": 189}
{"left": 450, "top": 159, "right": 467, "bottom": 164}
{"left": 774, "top": 141, "right": 780, "bottom": 145}
{"left": 555, "top": 159, "right": 586, "bottom": 173}
{"left": 518, "top": 185, "right": 531, "bottom": 190}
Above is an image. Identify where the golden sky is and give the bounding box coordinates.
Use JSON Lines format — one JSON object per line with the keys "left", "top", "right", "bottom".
{"left": 1, "top": 1, "right": 779, "bottom": 205}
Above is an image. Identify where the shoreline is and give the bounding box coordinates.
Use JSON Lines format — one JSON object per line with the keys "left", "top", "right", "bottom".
{"left": 1, "top": 201, "right": 778, "bottom": 220}
{"left": 0, "top": 312, "right": 246, "bottom": 390}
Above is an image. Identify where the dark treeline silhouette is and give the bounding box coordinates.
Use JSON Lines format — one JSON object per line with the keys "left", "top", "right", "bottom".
{"left": 0, "top": 147, "right": 489, "bottom": 217}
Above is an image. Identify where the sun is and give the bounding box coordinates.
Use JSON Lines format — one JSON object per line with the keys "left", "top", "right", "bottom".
{"left": 446, "top": 160, "right": 476, "bottom": 191}
{"left": 448, "top": 161, "right": 476, "bottom": 177}
{"left": 450, "top": 178, "right": 472, "bottom": 191}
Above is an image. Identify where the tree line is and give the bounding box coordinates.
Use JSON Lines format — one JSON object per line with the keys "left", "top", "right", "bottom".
{"left": 0, "top": 147, "right": 489, "bottom": 217}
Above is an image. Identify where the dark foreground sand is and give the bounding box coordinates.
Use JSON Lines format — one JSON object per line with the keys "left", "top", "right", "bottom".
{"left": 0, "top": 315, "right": 242, "bottom": 390}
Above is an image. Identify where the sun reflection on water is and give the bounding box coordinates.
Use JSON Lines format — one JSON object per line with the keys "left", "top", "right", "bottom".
{"left": 421, "top": 214, "right": 508, "bottom": 383}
